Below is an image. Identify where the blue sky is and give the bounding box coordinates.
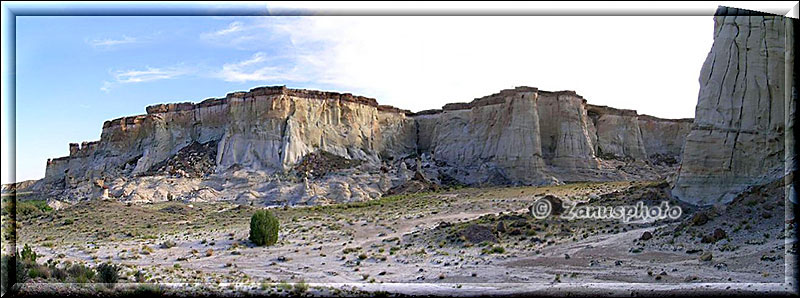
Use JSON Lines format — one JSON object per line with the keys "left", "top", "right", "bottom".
{"left": 13, "top": 16, "right": 350, "bottom": 182}
{"left": 5, "top": 11, "right": 768, "bottom": 182}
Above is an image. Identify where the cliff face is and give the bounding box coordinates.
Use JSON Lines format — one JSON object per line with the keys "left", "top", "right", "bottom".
{"left": 415, "top": 87, "right": 549, "bottom": 185}
{"left": 44, "top": 86, "right": 415, "bottom": 185}
{"left": 413, "top": 87, "right": 691, "bottom": 185}
{"left": 38, "top": 85, "right": 692, "bottom": 205}
{"left": 672, "top": 8, "right": 790, "bottom": 206}
{"left": 537, "top": 91, "right": 599, "bottom": 170}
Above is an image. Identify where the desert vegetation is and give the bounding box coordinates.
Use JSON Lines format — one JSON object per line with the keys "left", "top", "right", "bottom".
{"left": 249, "top": 210, "right": 279, "bottom": 246}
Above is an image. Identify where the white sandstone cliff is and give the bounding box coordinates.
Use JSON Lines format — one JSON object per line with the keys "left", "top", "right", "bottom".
{"left": 672, "top": 8, "right": 790, "bottom": 205}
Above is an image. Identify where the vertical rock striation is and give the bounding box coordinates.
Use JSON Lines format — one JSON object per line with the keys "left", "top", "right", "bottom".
{"left": 413, "top": 87, "right": 692, "bottom": 185}
{"left": 672, "top": 7, "right": 790, "bottom": 206}
{"left": 39, "top": 85, "right": 693, "bottom": 204}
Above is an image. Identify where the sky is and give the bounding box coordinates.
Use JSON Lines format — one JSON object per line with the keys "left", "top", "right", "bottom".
{"left": 3, "top": 2, "right": 796, "bottom": 183}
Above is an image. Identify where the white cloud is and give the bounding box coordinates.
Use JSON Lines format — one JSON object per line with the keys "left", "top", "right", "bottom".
{"left": 199, "top": 16, "right": 713, "bottom": 118}
{"left": 101, "top": 66, "right": 191, "bottom": 92}
{"left": 114, "top": 67, "right": 188, "bottom": 83}
{"left": 215, "top": 52, "right": 310, "bottom": 83}
{"left": 88, "top": 35, "right": 138, "bottom": 48}
{"left": 204, "top": 21, "right": 244, "bottom": 37}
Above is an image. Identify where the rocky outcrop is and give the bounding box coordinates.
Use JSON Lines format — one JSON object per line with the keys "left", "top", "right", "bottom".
{"left": 637, "top": 115, "right": 693, "bottom": 165}
{"left": 39, "top": 86, "right": 416, "bottom": 203}
{"left": 44, "top": 86, "right": 415, "bottom": 184}
{"left": 587, "top": 105, "right": 647, "bottom": 161}
{"left": 672, "top": 7, "right": 791, "bottom": 206}
{"left": 415, "top": 88, "right": 693, "bottom": 185}
{"left": 415, "top": 87, "right": 550, "bottom": 185}
{"left": 537, "top": 91, "right": 599, "bottom": 170}
{"left": 35, "top": 85, "right": 693, "bottom": 206}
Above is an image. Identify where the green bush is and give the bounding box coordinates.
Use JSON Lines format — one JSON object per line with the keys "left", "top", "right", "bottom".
{"left": 68, "top": 263, "right": 95, "bottom": 283}
{"left": 28, "top": 264, "right": 50, "bottom": 279}
{"left": 20, "top": 244, "right": 37, "bottom": 264}
{"left": 249, "top": 210, "right": 279, "bottom": 246}
{"left": 96, "top": 263, "right": 119, "bottom": 287}
{"left": 15, "top": 200, "right": 52, "bottom": 217}
{"left": 293, "top": 280, "right": 309, "bottom": 295}
{"left": 133, "top": 284, "right": 163, "bottom": 295}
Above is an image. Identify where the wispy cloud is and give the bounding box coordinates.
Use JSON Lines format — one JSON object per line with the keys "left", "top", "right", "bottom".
{"left": 200, "top": 19, "right": 334, "bottom": 84}
{"left": 216, "top": 52, "right": 308, "bottom": 83}
{"left": 87, "top": 35, "right": 138, "bottom": 48}
{"left": 199, "top": 19, "right": 297, "bottom": 51}
{"left": 114, "top": 67, "right": 188, "bottom": 83}
{"left": 203, "top": 21, "right": 243, "bottom": 37}
{"left": 101, "top": 66, "right": 191, "bottom": 92}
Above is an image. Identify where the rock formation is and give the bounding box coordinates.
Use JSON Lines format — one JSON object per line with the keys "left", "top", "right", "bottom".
{"left": 672, "top": 7, "right": 792, "bottom": 206}
{"left": 28, "top": 85, "right": 693, "bottom": 206}
{"left": 416, "top": 88, "right": 693, "bottom": 185}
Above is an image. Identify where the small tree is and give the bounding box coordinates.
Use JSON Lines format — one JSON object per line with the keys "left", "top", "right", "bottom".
{"left": 19, "top": 244, "right": 37, "bottom": 264}
{"left": 249, "top": 210, "right": 279, "bottom": 246}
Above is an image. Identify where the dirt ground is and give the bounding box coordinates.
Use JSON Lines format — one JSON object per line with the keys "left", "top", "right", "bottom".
{"left": 9, "top": 179, "right": 796, "bottom": 296}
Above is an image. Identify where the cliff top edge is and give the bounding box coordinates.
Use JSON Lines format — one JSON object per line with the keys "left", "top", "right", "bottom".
{"left": 102, "top": 85, "right": 691, "bottom": 128}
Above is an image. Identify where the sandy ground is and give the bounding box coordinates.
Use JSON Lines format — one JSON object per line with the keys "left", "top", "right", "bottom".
{"left": 10, "top": 180, "right": 797, "bottom": 296}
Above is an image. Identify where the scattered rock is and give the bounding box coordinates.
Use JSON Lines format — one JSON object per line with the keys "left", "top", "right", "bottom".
{"left": 712, "top": 228, "right": 727, "bottom": 241}
{"left": 691, "top": 213, "right": 709, "bottom": 226}
{"left": 161, "top": 240, "right": 176, "bottom": 249}
{"left": 538, "top": 195, "right": 565, "bottom": 216}
{"left": 496, "top": 221, "right": 507, "bottom": 234}
{"left": 146, "top": 141, "right": 218, "bottom": 178}
{"left": 460, "top": 224, "right": 497, "bottom": 244}
{"left": 293, "top": 151, "right": 362, "bottom": 179}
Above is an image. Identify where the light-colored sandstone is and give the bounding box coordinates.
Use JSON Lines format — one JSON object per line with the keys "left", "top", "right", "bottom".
{"left": 31, "top": 85, "right": 694, "bottom": 205}
{"left": 672, "top": 9, "right": 789, "bottom": 205}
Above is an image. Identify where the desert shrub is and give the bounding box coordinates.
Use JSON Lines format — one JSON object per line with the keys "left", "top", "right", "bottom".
{"left": 278, "top": 281, "right": 292, "bottom": 292}
{"left": 293, "top": 280, "right": 309, "bottom": 295}
{"left": 141, "top": 245, "right": 154, "bottom": 255}
{"left": 96, "top": 263, "right": 119, "bottom": 287}
{"left": 249, "top": 210, "right": 279, "bottom": 246}
{"left": 481, "top": 245, "right": 505, "bottom": 254}
{"left": 15, "top": 200, "right": 52, "bottom": 217}
{"left": 161, "top": 240, "right": 176, "bottom": 249}
{"left": 49, "top": 264, "right": 68, "bottom": 281}
{"left": 133, "top": 270, "right": 146, "bottom": 282}
{"left": 28, "top": 264, "right": 50, "bottom": 279}
{"left": 133, "top": 284, "right": 163, "bottom": 295}
{"left": 68, "top": 263, "right": 95, "bottom": 282}
{"left": 19, "top": 244, "right": 37, "bottom": 264}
